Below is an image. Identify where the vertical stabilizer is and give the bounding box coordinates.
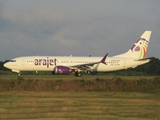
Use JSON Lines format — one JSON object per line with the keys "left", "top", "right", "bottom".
{"left": 113, "top": 31, "right": 152, "bottom": 59}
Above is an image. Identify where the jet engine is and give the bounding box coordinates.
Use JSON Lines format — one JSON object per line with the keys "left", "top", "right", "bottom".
{"left": 53, "top": 66, "right": 70, "bottom": 75}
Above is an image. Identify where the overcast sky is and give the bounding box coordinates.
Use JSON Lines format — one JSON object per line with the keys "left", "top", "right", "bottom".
{"left": 0, "top": 0, "right": 160, "bottom": 61}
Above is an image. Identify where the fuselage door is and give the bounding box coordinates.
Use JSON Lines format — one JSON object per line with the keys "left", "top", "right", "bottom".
{"left": 21, "top": 59, "right": 25, "bottom": 66}
{"left": 123, "top": 59, "right": 126, "bottom": 68}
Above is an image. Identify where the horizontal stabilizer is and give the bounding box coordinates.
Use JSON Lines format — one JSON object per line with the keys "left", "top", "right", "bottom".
{"left": 134, "top": 57, "right": 154, "bottom": 61}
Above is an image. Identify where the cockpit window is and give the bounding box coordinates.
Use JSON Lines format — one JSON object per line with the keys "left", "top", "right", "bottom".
{"left": 12, "top": 60, "right": 16, "bottom": 62}
{"left": 6, "top": 60, "right": 16, "bottom": 62}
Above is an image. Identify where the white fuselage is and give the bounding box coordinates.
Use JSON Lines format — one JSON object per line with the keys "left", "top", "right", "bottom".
{"left": 3, "top": 31, "right": 152, "bottom": 76}
{"left": 4, "top": 56, "right": 149, "bottom": 73}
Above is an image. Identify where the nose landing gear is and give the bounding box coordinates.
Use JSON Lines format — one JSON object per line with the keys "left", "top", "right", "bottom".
{"left": 12, "top": 70, "right": 21, "bottom": 76}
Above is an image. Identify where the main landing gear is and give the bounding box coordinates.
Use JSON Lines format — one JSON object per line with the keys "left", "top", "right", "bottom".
{"left": 74, "top": 71, "right": 82, "bottom": 77}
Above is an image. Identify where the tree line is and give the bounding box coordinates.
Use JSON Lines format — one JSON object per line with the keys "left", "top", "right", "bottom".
{"left": 0, "top": 57, "right": 160, "bottom": 76}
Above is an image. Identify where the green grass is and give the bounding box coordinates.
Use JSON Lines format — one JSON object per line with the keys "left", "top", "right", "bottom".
{"left": 0, "top": 75, "right": 158, "bottom": 81}
{"left": 1, "top": 75, "right": 160, "bottom": 92}
{"left": 0, "top": 75, "right": 160, "bottom": 119}
{"left": 0, "top": 92, "right": 160, "bottom": 120}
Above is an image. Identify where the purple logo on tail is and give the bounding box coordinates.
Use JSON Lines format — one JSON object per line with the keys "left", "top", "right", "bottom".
{"left": 131, "top": 38, "right": 149, "bottom": 58}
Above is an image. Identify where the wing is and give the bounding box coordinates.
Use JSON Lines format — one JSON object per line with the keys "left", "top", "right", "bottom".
{"left": 69, "top": 53, "right": 108, "bottom": 71}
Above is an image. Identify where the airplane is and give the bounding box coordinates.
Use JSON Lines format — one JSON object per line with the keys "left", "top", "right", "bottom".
{"left": 4, "top": 31, "right": 152, "bottom": 76}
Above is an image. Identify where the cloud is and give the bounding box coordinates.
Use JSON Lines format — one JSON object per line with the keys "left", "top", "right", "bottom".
{"left": 0, "top": 0, "right": 160, "bottom": 61}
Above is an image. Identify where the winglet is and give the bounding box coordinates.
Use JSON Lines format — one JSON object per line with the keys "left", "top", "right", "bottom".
{"left": 100, "top": 53, "right": 108, "bottom": 65}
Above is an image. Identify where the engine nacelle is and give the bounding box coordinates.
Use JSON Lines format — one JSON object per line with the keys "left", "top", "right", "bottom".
{"left": 53, "top": 66, "right": 70, "bottom": 75}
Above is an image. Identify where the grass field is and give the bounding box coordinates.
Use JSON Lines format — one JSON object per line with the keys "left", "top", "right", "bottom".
{"left": 0, "top": 92, "right": 160, "bottom": 120}
{"left": 0, "top": 75, "right": 160, "bottom": 119}
{"left": 0, "top": 75, "right": 158, "bottom": 81}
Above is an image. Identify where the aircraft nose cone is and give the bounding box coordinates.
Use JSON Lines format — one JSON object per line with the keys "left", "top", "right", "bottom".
{"left": 4, "top": 63, "right": 9, "bottom": 69}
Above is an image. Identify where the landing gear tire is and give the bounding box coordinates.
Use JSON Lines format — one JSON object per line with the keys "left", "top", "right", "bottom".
{"left": 75, "top": 72, "right": 82, "bottom": 77}
{"left": 18, "top": 73, "right": 21, "bottom": 76}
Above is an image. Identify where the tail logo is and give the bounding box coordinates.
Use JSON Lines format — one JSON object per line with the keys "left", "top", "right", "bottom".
{"left": 131, "top": 38, "right": 149, "bottom": 58}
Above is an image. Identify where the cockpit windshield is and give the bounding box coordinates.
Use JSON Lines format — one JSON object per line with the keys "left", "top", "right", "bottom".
{"left": 6, "top": 60, "right": 16, "bottom": 62}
